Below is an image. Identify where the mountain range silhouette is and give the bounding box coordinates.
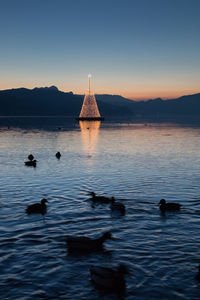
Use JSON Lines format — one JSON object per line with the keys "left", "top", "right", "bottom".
{"left": 0, "top": 86, "right": 199, "bottom": 117}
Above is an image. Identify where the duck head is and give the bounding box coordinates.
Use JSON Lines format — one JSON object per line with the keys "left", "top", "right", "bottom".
{"left": 41, "top": 198, "right": 48, "bottom": 205}
{"left": 159, "top": 199, "right": 166, "bottom": 205}
{"left": 89, "top": 192, "right": 96, "bottom": 198}
{"left": 28, "top": 154, "right": 34, "bottom": 161}
{"left": 102, "top": 231, "right": 114, "bottom": 240}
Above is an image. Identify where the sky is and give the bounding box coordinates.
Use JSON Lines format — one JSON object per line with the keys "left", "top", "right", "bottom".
{"left": 0, "top": 0, "right": 200, "bottom": 100}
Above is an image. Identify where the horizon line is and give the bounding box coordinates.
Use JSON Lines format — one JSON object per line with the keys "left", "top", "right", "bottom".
{"left": 0, "top": 85, "right": 199, "bottom": 102}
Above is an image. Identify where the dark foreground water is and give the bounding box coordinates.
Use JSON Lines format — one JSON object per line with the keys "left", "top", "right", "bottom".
{"left": 0, "top": 117, "right": 200, "bottom": 299}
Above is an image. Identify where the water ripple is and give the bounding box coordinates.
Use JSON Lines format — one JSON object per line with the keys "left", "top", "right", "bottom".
{"left": 0, "top": 122, "right": 200, "bottom": 299}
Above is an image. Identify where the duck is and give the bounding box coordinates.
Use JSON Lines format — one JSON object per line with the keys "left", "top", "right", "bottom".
{"left": 28, "top": 154, "right": 34, "bottom": 161}
{"left": 159, "top": 199, "right": 181, "bottom": 212}
{"left": 66, "top": 231, "right": 114, "bottom": 252}
{"left": 55, "top": 151, "right": 61, "bottom": 159}
{"left": 89, "top": 192, "right": 112, "bottom": 204}
{"left": 90, "top": 263, "right": 129, "bottom": 291}
{"left": 24, "top": 159, "right": 37, "bottom": 167}
{"left": 26, "top": 198, "right": 48, "bottom": 215}
{"left": 195, "top": 265, "right": 200, "bottom": 281}
{"left": 110, "top": 197, "right": 126, "bottom": 215}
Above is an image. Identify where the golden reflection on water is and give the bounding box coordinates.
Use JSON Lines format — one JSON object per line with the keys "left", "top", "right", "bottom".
{"left": 79, "top": 121, "right": 101, "bottom": 157}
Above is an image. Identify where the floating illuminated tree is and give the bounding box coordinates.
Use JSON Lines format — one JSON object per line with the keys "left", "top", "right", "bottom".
{"left": 77, "top": 74, "right": 104, "bottom": 121}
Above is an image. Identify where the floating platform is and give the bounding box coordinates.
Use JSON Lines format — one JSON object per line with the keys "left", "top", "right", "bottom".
{"left": 76, "top": 117, "right": 104, "bottom": 121}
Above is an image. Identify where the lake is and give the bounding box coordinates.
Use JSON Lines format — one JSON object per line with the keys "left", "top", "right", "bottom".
{"left": 0, "top": 117, "right": 200, "bottom": 299}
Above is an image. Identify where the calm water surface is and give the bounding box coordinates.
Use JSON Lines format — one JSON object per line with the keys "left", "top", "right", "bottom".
{"left": 0, "top": 118, "right": 200, "bottom": 299}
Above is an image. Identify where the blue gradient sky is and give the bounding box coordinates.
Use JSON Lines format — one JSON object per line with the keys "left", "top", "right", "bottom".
{"left": 0, "top": 0, "right": 200, "bottom": 99}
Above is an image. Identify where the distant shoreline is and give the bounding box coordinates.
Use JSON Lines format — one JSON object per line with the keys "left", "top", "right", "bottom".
{"left": 0, "top": 86, "right": 199, "bottom": 118}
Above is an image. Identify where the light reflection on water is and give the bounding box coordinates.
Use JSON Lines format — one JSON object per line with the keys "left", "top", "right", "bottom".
{"left": 80, "top": 120, "right": 101, "bottom": 162}
{"left": 0, "top": 120, "right": 200, "bottom": 299}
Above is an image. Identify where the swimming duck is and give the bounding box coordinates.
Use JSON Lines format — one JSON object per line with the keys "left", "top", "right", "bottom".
{"left": 66, "top": 231, "right": 114, "bottom": 252}
{"left": 159, "top": 199, "right": 181, "bottom": 212}
{"left": 110, "top": 197, "right": 126, "bottom": 215}
{"left": 24, "top": 159, "right": 37, "bottom": 167}
{"left": 90, "top": 263, "right": 129, "bottom": 291}
{"left": 55, "top": 151, "right": 61, "bottom": 159}
{"left": 195, "top": 265, "right": 200, "bottom": 281}
{"left": 89, "top": 192, "right": 112, "bottom": 204}
{"left": 26, "top": 198, "right": 48, "bottom": 215}
{"left": 28, "top": 154, "right": 34, "bottom": 161}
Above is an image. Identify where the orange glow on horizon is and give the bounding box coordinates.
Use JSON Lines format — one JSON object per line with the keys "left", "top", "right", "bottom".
{"left": 67, "top": 88, "right": 200, "bottom": 101}
{"left": 0, "top": 81, "right": 199, "bottom": 101}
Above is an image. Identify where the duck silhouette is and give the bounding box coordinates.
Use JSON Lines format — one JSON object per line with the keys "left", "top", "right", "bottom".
{"left": 24, "top": 159, "right": 37, "bottom": 167}
{"left": 26, "top": 198, "right": 48, "bottom": 215}
{"left": 66, "top": 231, "right": 114, "bottom": 252}
{"left": 110, "top": 197, "right": 126, "bottom": 215}
{"left": 55, "top": 151, "right": 61, "bottom": 159}
{"left": 159, "top": 199, "right": 181, "bottom": 212}
{"left": 90, "top": 263, "right": 129, "bottom": 292}
{"left": 89, "top": 192, "right": 112, "bottom": 204}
